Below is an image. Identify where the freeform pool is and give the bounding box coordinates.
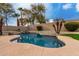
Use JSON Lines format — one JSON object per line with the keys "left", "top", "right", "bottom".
{"left": 13, "top": 33, "right": 65, "bottom": 48}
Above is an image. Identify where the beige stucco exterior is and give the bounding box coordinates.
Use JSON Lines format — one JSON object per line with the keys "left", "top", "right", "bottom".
{"left": 2, "top": 20, "right": 79, "bottom": 35}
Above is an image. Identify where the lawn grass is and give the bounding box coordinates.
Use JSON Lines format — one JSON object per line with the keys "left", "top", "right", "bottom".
{"left": 63, "top": 34, "right": 79, "bottom": 40}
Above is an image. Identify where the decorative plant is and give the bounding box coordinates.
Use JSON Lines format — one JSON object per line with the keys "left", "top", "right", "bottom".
{"left": 53, "top": 18, "right": 65, "bottom": 34}
{"left": 36, "top": 26, "right": 43, "bottom": 31}
{"left": 64, "top": 22, "right": 79, "bottom": 31}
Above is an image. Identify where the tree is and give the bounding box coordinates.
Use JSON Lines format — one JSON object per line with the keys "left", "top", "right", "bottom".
{"left": 17, "top": 4, "right": 46, "bottom": 26}
{"left": 53, "top": 18, "right": 65, "bottom": 35}
{"left": 18, "top": 8, "right": 23, "bottom": 19}
{"left": 18, "top": 7, "right": 24, "bottom": 26}
{"left": 19, "top": 18, "right": 29, "bottom": 26}
{"left": 0, "top": 3, "right": 14, "bottom": 26}
{"left": 12, "top": 13, "right": 20, "bottom": 26}
{"left": 31, "top": 4, "right": 46, "bottom": 24}
{"left": 22, "top": 9, "right": 32, "bottom": 24}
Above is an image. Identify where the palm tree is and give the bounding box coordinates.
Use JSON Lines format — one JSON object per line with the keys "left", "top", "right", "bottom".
{"left": 37, "top": 14, "right": 45, "bottom": 23}
{"left": 12, "top": 13, "right": 20, "bottom": 26}
{"left": 18, "top": 7, "right": 24, "bottom": 26}
{"left": 0, "top": 3, "right": 14, "bottom": 26}
{"left": 31, "top": 4, "right": 46, "bottom": 24}
{"left": 22, "top": 8, "right": 32, "bottom": 24}
{"left": 17, "top": 4, "right": 46, "bottom": 26}
{"left": 18, "top": 8, "right": 23, "bottom": 19}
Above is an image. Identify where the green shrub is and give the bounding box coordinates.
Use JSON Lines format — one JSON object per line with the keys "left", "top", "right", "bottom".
{"left": 8, "top": 32, "right": 13, "bottom": 35}
{"left": 36, "top": 26, "right": 43, "bottom": 31}
{"left": 64, "top": 22, "right": 79, "bottom": 31}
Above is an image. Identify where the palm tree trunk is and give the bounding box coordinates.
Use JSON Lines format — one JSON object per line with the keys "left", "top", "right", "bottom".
{"left": 20, "top": 11, "right": 23, "bottom": 26}
{"left": 21, "top": 11, "right": 22, "bottom": 19}
{"left": 5, "top": 14, "right": 8, "bottom": 26}
{"left": 17, "top": 18, "right": 19, "bottom": 26}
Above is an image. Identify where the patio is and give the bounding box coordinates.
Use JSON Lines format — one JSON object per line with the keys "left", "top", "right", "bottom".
{"left": 0, "top": 34, "right": 79, "bottom": 56}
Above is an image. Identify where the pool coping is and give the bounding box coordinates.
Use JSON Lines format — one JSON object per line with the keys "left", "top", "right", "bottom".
{"left": 0, "top": 35, "right": 79, "bottom": 55}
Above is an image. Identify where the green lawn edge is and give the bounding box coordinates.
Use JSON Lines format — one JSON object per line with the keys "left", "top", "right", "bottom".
{"left": 62, "top": 34, "right": 79, "bottom": 40}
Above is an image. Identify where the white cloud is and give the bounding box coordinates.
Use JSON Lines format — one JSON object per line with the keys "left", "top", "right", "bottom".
{"left": 76, "top": 3, "right": 79, "bottom": 12}
{"left": 14, "top": 3, "right": 32, "bottom": 9}
{"left": 62, "top": 4, "right": 72, "bottom": 10}
{"left": 49, "top": 19, "right": 54, "bottom": 23}
{"left": 13, "top": 3, "right": 32, "bottom": 13}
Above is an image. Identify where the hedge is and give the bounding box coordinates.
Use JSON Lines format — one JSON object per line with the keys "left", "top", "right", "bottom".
{"left": 64, "top": 22, "right": 79, "bottom": 31}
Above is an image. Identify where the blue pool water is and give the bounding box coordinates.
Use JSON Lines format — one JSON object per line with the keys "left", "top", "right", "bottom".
{"left": 16, "top": 33, "right": 65, "bottom": 48}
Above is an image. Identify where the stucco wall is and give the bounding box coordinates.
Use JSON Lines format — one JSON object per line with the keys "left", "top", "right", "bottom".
{"left": 2, "top": 21, "right": 79, "bottom": 35}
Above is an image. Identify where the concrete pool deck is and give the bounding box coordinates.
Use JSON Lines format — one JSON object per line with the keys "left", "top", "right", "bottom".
{"left": 0, "top": 35, "right": 79, "bottom": 56}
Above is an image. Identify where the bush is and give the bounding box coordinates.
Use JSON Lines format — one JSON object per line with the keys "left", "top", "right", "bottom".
{"left": 16, "top": 29, "right": 20, "bottom": 32}
{"left": 36, "top": 26, "right": 43, "bottom": 31}
{"left": 64, "top": 22, "right": 79, "bottom": 31}
{"left": 8, "top": 32, "right": 13, "bottom": 35}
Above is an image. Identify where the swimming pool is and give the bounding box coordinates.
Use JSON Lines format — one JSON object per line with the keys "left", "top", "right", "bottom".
{"left": 13, "top": 33, "right": 65, "bottom": 48}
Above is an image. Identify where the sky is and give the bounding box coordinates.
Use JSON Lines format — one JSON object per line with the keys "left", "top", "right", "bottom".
{"left": 8, "top": 3, "right": 79, "bottom": 26}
